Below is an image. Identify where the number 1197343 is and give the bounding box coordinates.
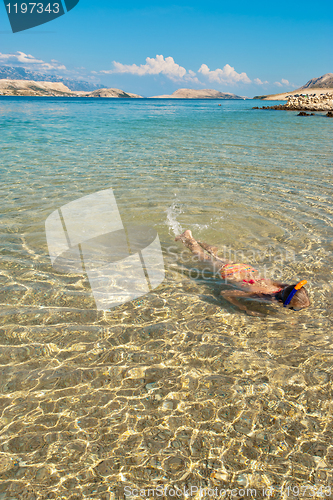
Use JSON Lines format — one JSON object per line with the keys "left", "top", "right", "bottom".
{"left": 6, "top": 3, "right": 60, "bottom": 14}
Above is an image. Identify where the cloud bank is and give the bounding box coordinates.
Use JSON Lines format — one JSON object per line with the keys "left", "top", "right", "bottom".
{"left": 0, "top": 51, "right": 66, "bottom": 71}
{"left": 102, "top": 55, "right": 199, "bottom": 83}
{"left": 103, "top": 55, "right": 252, "bottom": 86}
{"left": 0, "top": 51, "right": 293, "bottom": 91}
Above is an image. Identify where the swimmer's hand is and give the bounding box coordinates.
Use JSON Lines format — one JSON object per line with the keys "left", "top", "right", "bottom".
{"left": 220, "top": 290, "right": 265, "bottom": 317}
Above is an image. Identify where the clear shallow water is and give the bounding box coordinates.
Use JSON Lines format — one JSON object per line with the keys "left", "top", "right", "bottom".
{"left": 0, "top": 97, "right": 333, "bottom": 499}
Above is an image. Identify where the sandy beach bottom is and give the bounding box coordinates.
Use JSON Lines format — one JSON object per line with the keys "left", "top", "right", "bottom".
{"left": 0, "top": 97, "right": 333, "bottom": 499}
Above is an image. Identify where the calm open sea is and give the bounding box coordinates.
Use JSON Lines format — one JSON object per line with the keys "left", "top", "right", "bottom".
{"left": 0, "top": 97, "right": 333, "bottom": 499}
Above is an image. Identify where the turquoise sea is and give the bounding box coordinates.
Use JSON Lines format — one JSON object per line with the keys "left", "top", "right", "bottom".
{"left": 1, "top": 97, "right": 333, "bottom": 499}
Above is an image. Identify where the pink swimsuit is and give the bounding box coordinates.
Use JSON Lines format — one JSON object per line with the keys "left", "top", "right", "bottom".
{"left": 221, "top": 263, "right": 283, "bottom": 292}
{"left": 220, "top": 263, "right": 257, "bottom": 281}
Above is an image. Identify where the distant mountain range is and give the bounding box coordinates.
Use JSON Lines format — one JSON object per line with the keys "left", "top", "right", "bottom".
{"left": 151, "top": 88, "right": 248, "bottom": 99}
{"left": 0, "top": 66, "right": 105, "bottom": 91}
{"left": 300, "top": 73, "right": 333, "bottom": 90}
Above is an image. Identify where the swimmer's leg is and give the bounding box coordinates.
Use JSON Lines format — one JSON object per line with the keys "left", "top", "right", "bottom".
{"left": 197, "top": 241, "right": 219, "bottom": 257}
{"left": 175, "top": 230, "right": 214, "bottom": 263}
{"left": 175, "top": 230, "right": 230, "bottom": 266}
{"left": 197, "top": 240, "right": 231, "bottom": 265}
{"left": 175, "top": 230, "right": 225, "bottom": 278}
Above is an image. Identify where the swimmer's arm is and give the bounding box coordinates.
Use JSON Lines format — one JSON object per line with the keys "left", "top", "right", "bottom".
{"left": 272, "top": 281, "right": 288, "bottom": 289}
{"left": 220, "top": 290, "right": 263, "bottom": 316}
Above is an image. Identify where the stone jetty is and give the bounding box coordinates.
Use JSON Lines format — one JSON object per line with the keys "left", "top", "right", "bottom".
{"left": 253, "top": 92, "right": 333, "bottom": 114}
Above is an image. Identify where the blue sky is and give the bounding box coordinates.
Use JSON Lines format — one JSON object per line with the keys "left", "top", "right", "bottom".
{"left": 0, "top": 0, "right": 332, "bottom": 96}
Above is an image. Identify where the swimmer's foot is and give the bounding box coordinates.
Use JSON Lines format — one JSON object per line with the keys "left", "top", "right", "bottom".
{"left": 175, "top": 228, "right": 223, "bottom": 266}
{"left": 175, "top": 229, "right": 193, "bottom": 242}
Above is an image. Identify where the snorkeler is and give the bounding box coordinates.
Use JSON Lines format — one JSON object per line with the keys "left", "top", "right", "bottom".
{"left": 175, "top": 230, "right": 310, "bottom": 315}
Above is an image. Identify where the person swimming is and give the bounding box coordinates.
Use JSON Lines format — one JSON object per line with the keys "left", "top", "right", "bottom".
{"left": 175, "top": 229, "right": 310, "bottom": 315}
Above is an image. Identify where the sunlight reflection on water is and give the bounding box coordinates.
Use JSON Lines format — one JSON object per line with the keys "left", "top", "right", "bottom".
{"left": 0, "top": 97, "right": 333, "bottom": 499}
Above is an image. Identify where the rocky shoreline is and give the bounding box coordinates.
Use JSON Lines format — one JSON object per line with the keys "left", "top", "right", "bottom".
{"left": 253, "top": 92, "right": 333, "bottom": 116}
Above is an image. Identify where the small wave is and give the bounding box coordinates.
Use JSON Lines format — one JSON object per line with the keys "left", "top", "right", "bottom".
{"left": 192, "top": 223, "right": 210, "bottom": 231}
{"left": 166, "top": 202, "right": 184, "bottom": 236}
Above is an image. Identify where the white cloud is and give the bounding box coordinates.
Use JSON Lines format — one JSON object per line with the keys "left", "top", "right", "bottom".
{"left": 254, "top": 77, "right": 269, "bottom": 85}
{"left": 0, "top": 51, "right": 66, "bottom": 71}
{"left": 103, "top": 54, "right": 199, "bottom": 82}
{"left": 101, "top": 55, "right": 253, "bottom": 86}
{"left": 274, "top": 79, "right": 291, "bottom": 87}
{"left": 198, "top": 63, "right": 251, "bottom": 84}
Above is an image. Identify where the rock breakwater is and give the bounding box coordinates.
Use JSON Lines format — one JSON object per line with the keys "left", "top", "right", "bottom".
{"left": 253, "top": 92, "right": 333, "bottom": 113}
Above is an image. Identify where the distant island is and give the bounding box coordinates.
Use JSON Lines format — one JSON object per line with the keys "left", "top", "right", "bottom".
{"left": 0, "top": 80, "right": 248, "bottom": 99}
{"left": 0, "top": 80, "right": 142, "bottom": 98}
{"left": 253, "top": 73, "right": 333, "bottom": 101}
{"left": 1, "top": 73, "right": 332, "bottom": 102}
{"left": 151, "top": 88, "right": 248, "bottom": 99}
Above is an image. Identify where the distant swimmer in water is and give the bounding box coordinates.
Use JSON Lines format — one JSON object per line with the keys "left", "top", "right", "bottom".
{"left": 175, "top": 229, "right": 310, "bottom": 316}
